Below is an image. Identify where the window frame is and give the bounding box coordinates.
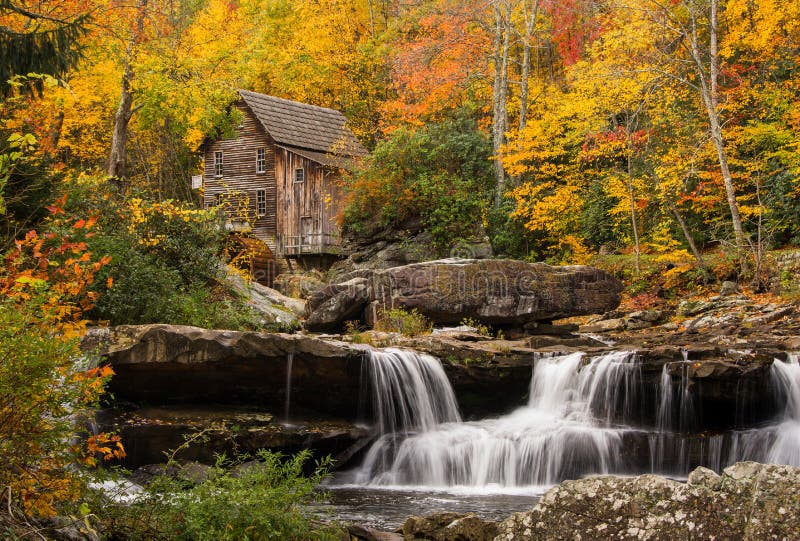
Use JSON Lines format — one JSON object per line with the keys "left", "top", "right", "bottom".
{"left": 256, "top": 148, "right": 266, "bottom": 174}
{"left": 294, "top": 167, "right": 305, "bottom": 183}
{"left": 213, "top": 151, "right": 223, "bottom": 177}
{"left": 256, "top": 189, "right": 267, "bottom": 217}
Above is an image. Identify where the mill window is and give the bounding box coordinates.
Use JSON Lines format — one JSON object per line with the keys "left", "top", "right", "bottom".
{"left": 256, "top": 148, "right": 266, "bottom": 173}
{"left": 214, "top": 151, "right": 223, "bottom": 177}
{"left": 256, "top": 189, "right": 267, "bottom": 217}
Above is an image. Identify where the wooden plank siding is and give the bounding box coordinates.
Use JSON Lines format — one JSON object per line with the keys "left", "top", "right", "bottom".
{"left": 203, "top": 103, "right": 278, "bottom": 253}
{"left": 275, "top": 148, "right": 343, "bottom": 256}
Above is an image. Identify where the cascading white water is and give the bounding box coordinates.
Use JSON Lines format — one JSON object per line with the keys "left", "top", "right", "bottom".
{"left": 351, "top": 348, "right": 461, "bottom": 484}
{"left": 762, "top": 354, "right": 800, "bottom": 465}
{"left": 364, "top": 348, "right": 461, "bottom": 435}
{"left": 351, "top": 350, "right": 641, "bottom": 489}
{"left": 284, "top": 351, "right": 294, "bottom": 424}
{"left": 343, "top": 348, "right": 800, "bottom": 493}
{"left": 648, "top": 353, "right": 800, "bottom": 475}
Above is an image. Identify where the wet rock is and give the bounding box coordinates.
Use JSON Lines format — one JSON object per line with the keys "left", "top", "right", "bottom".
{"left": 129, "top": 461, "right": 216, "bottom": 486}
{"left": 580, "top": 317, "right": 627, "bottom": 333}
{"left": 402, "top": 512, "right": 498, "bottom": 541}
{"left": 106, "top": 405, "right": 371, "bottom": 468}
{"left": 92, "top": 325, "right": 363, "bottom": 419}
{"left": 495, "top": 462, "right": 800, "bottom": 540}
{"left": 348, "top": 524, "right": 404, "bottom": 541}
{"left": 580, "top": 310, "right": 663, "bottom": 333}
{"left": 522, "top": 322, "right": 580, "bottom": 335}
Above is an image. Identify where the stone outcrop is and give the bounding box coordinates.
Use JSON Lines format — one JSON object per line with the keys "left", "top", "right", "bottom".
{"left": 402, "top": 512, "right": 498, "bottom": 541}
{"left": 306, "top": 258, "right": 623, "bottom": 331}
{"left": 87, "top": 325, "right": 363, "bottom": 418}
{"left": 305, "top": 277, "right": 371, "bottom": 331}
{"left": 273, "top": 271, "right": 326, "bottom": 300}
{"left": 225, "top": 267, "right": 304, "bottom": 329}
{"left": 495, "top": 462, "right": 800, "bottom": 540}
{"left": 330, "top": 229, "right": 494, "bottom": 279}
{"left": 104, "top": 406, "right": 371, "bottom": 468}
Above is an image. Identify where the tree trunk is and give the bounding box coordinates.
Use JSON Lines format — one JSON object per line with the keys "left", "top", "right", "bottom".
{"left": 108, "top": 57, "right": 134, "bottom": 184}
{"left": 668, "top": 199, "right": 705, "bottom": 267}
{"left": 47, "top": 109, "right": 64, "bottom": 155}
{"left": 108, "top": 0, "right": 147, "bottom": 192}
{"left": 687, "top": 0, "right": 749, "bottom": 272}
{"left": 492, "top": 1, "right": 510, "bottom": 208}
{"left": 625, "top": 133, "right": 641, "bottom": 274}
{"left": 518, "top": 0, "right": 539, "bottom": 132}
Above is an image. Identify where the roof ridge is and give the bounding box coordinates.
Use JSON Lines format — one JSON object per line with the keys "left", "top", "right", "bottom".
{"left": 237, "top": 89, "right": 342, "bottom": 116}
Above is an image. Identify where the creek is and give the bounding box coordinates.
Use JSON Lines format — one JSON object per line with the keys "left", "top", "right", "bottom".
{"left": 318, "top": 347, "right": 800, "bottom": 528}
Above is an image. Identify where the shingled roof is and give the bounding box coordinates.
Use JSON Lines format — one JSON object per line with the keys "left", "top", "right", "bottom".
{"left": 238, "top": 90, "right": 367, "bottom": 163}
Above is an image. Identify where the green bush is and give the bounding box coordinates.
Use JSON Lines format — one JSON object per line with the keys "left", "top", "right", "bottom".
{"left": 57, "top": 176, "right": 260, "bottom": 329}
{"left": 97, "top": 450, "right": 338, "bottom": 541}
{"left": 374, "top": 307, "right": 433, "bottom": 337}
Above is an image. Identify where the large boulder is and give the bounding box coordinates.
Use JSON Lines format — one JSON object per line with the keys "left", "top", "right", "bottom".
{"left": 402, "top": 512, "right": 498, "bottom": 541}
{"left": 305, "top": 277, "right": 371, "bottom": 332}
{"left": 225, "top": 267, "right": 304, "bottom": 329}
{"left": 495, "top": 462, "right": 800, "bottom": 540}
{"left": 306, "top": 258, "right": 623, "bottom": 331}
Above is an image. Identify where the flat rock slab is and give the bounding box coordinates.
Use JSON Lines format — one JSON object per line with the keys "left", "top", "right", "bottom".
{"left": 306, "top": 258, "right": 623, "bottom": 331}
{"left": 102, "top": 405, "right": 371, "bottom": 468}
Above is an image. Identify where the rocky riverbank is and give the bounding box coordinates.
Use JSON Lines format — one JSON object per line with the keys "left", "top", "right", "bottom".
{"left": 84, "top": 287, "right": 800, "bottom": 467}
{"left": 355, "top": 462, "right": 800, "bottom": 540}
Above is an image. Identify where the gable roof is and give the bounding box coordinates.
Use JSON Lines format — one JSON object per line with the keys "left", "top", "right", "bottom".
{"left": 238, "top": 90, "right": 367, "bottom": 162}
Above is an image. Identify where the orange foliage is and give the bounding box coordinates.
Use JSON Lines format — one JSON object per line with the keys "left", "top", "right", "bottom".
{"left": 0, "top": 196, "right": 124, "bottom": 517}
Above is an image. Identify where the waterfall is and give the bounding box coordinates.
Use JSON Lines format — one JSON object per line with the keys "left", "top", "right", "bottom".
{"left": 351, "top": 348, "right": 461, "bottom": 485}
{"left": 363, "top": 348, "right": 461, "bottom": 435}
{"left": 284, "top": 351, "right": 294, "bottom": 424}
{"left": 341, "top": 348, "right": 800, "bottom": 492}
{"left": 764, "top": 354, "right": 800, "bottom": 465}
{"left": 648, "top": 354, "right": 800, "bottom": 475}
{"left": 656, "top": 364, "right": 673, "bottom": 430}
{"left": 351, "top": 350, "right": 640, "bottom": 489}
{"left": 678, "top": 362, "right": 696, "bottom": 432}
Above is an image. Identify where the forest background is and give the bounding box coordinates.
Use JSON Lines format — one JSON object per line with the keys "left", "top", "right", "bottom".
{"left": 2, "top": 0, "right": 799, "bottom": 290}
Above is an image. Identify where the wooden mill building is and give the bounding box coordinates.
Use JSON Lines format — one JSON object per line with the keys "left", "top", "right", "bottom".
{"left": 201, "top": 90, "right": 367, "bottom": 282}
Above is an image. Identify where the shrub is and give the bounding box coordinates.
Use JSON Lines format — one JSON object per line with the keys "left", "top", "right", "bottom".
{"left": 57, "top": 175, "right": 260, "bottom": 329}
{"left": 97, "top": 450, "right": 337, "bottom": 541}
{"left": 0, "top": 209, "right": 123, "bottom": 520}
{"left": 374, "top": 307, "right": 433, "bottom": 337}
{"left": 460, "top": 317, "right": 491, "bottom": 337}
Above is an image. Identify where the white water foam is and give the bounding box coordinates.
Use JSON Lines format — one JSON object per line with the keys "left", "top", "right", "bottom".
{"left": 342, "top": 349, "right": 800, "bottom": 493}
{"left": 350, "top": 350, "right": 640, "bottom": 490}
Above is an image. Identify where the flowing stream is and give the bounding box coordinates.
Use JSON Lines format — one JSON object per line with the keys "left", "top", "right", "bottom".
{"left": 322, "top": 348, "right": 800, "bottom": 527}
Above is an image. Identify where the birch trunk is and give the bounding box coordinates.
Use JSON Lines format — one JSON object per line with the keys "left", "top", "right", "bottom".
{"left": 518, "top": 0, "right": 539, "bottom": 132}
{"left": 108, "top": 0, "right": 147, "bottom": 191}
{"left": 687, "top": 0, "right": 749, "bottom": 271}
{"left": 492, "top": 1, "right": 510, "bottom": 208}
